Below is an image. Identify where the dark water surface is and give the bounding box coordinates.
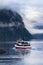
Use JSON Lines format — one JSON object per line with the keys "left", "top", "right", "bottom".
{"left": 0, "top": 40, "right": 43, "bottom": 65}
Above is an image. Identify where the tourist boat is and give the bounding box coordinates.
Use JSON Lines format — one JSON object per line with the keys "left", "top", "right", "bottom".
{"left": 15, "top": 41, "right": 31, "bottom": 49}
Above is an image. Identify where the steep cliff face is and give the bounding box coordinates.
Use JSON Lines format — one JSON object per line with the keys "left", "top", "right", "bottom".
{"left": 0, "top": 9, "right": 32, "bottom": 42}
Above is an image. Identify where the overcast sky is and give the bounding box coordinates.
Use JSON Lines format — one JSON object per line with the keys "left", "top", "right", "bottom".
{"left": 0, "top": 0, "right": 43, "bottom": 34}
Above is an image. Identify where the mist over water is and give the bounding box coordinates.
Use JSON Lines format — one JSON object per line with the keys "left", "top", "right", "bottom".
{"left": 0, "top": 40, "right": 43, "bottom": 65}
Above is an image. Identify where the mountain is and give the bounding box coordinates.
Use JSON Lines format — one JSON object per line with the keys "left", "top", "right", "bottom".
{"left": 33, "top": 33, "right": 43, "bottom": 40}
{"left": 0, "top": 9, "right": 32, "bottom": 46}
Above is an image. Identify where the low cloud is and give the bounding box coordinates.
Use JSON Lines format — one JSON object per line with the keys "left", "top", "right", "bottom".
{"left": 0, "top": 0, "right": 43, "bottom": 34}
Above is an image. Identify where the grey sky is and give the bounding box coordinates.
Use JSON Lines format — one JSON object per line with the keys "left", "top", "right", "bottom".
{"left": 0, "top": 0, "right": 43, "bottom": 34}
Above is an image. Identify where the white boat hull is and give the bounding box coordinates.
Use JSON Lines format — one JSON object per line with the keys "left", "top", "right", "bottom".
{"left": 15, "top": 45, "right": 31, "bottom": 49}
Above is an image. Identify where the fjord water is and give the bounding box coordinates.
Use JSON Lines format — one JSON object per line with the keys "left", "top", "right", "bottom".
{"left": 0, "top": 9, "right": 43, "bottom": 65}
{"left": 0, "top": 40, "right": 43, "bottom": 65}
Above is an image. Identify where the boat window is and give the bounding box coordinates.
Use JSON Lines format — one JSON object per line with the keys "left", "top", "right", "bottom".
{"left": 24, "top": 42, "right": 30, "bottom": 46}
{"left": 17, "top": 43, "right": 22, "bottom": 46}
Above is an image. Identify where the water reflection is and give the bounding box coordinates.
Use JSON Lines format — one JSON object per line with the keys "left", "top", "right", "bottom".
{"left": 0, "top": 47, "right": 31, "bottom": 63}
{"left": 15, "top": 48, "right": 31, "bottom": 56}
{"left": 0, "top": 41, "right": 43, "bottom": 65}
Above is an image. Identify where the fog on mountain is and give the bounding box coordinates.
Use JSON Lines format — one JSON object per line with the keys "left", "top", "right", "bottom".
{"left": 0, "top": 9, "right": 32, "bottom": 42}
